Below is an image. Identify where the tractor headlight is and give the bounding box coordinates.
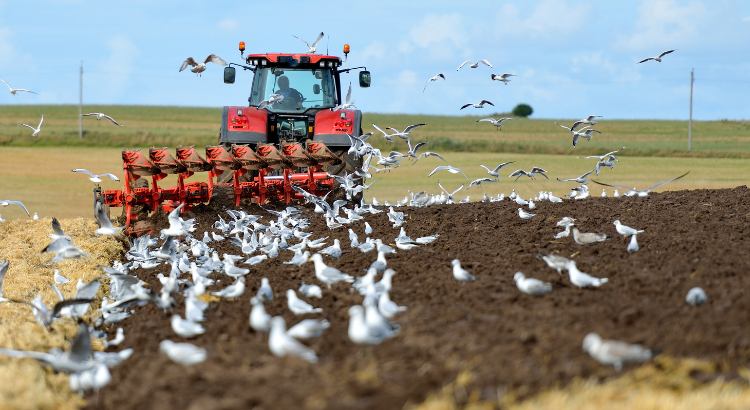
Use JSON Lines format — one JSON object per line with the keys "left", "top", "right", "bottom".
{"left": 261, "top": 60, "right": 267, "bottom": 66}
{"left": 320, "top": 61, "right": 325, "bottom": 67}
{"left": 328, "top": 61, "right": 333, "bottom": 67}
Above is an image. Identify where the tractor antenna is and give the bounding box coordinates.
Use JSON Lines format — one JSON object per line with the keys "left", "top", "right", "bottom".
{"left": 326, "top": 35, "right": 329, "bottom": 55}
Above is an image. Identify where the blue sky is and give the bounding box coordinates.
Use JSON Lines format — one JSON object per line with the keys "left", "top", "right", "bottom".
{"left": 1, "top": 0, "right": 749, "bottom": 120}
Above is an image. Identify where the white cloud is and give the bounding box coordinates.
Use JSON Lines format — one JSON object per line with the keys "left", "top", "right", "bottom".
{"left": 490, "top": 1, "right": 590, "bottom": 40}
{"left": 218, "top": 18, "right": 240, "bottom": 32}
{"left": 93, "top": 36, "right": 139, "bottom": 102}
{"left": 618, "top": 0, "right": 706, "bottom": 50}
{"left": 360, "top": 41, "right": 387, "bottom": 62}
{"left": 409, "top": 13, "right": 468, "bottom": 48}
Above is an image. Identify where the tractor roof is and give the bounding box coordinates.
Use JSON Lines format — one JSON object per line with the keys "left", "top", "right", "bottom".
{"left": 245, "top": 53, "right": 341, "bottom": 65}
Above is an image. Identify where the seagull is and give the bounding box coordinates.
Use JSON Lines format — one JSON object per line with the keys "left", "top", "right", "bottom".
{"left": 256, "top": 277, "right": 273, "bottom": 302}
{"left": 21, "top": 114, "right": 43, "bottom": 137}
{"left": 42, "top": 237, "right": 90, "bottom": 263}
{"left": 0, "top": 261, "right": 9, "bottom": 302}
{"left": 460, "top": 100, "right": 494, "bottom": 110}
{"left": 613, "top": 220, "right": 644, "bottom": 237}
{"left": 582, "top": 333, "right": 651, "bottom": 371}
{"left": 490, "top": 73, "right": 515, "bottom": 84}
{"left": 72, "top": 169, "right": 120, "bottom": 183}
{"left": 81, "top": 113, "right": 123, "bottom": 126}
{"left": 159, "top": 340, "right": 207, "bottom": 366}
{"left": 514, "top": 272, "right": 552, "bottom": 295}
{"left": 451, "top": 259, "right": 476, "bottom": 282}
{"left": 257, "top": 93, "right": 284, "bottom": 110}
{"left": 293, "top": 32, "right": 325, "bottom": 54}
{"left": 579, "top": 147, "right": 625, "bottom": 162}
{"left": 570, "top": 115, "right": 603, "bottom": 131}
{"left": 566, "top": 260, "right": 608, "bottom": 288}
{"left": 592, "top": 172, "right": 690, "bottom": 197}
{"left": 212, "top": 277, "right": 245, "bottom": 299}
{"left": 638, "top": 50, "right": 676, "bottom": 64}
{"left": 0, "top": 323, "right": 95, "bottom": 373}
{"left": 509, "top": 167, "right": 549, "bottom": 181}
{"left": 627, "top": 233, "right": 639, "bottom": 253}
{"left": 413, "top": 151, "right": 446, "bottom": 164}
{"left": 11, "top": 294, "right": 93, "bottom": 328}
{"left": 457, "top": 59, "right": 492, "bottom": 70}
{"left": 468, "top": 177, "right": 497, "bottom": 189}
{"left": 333, "top": 82, "right": 355, "bottom": 111}
{"left": 286, "top": 289, "right": 323, "bottom": 315}
{"left": 94, "top": 202, "right": 124, "bottom": 236}
{"left": 347, "top": 305, "right": 393, "bottom": 345}
{"left": 476, "top": 117, "right": 513, "bottom": 130}
{"left": 686, "top": 287, "right": 707, "bottom": 306}
{"left": 557, "top": 169, "right": 595, "bottom": 184}
{"left": 171, "top": 314, "right": 205, "bottom": 338}
{"left": 249, "top": 296, "right": 273, "bottom": 333}
{"left": 429, "top": 165, "right": 470, "bottom": 182}
{"left": 299, "top": 282, "right": 323, "bottom": 299}
{"left": 269, "top": 316, "right": 318, "bottom": 363}
{"left": 537, "top": 253, "right": 571, "bottom": 274}
{"left": 476, "top": 162, "right": 514, "bottom": 181}
{"left": 0, "top": 79, "right": 36, "bottom": 95}
{"left": 384, "top": 124, "right": 425, "bottom": 142}
{"left": 437, "top": 180, "right": 465, "bottom": 202}
{"left": 53, "top": 270, "right": 70, "bottom": 284}
{"left": 555, "top": 123, "right": 602, "bottom": 146}
{"left": 49, "top": 218, "right": 71, "bottom": 241}
{"left": 287, "top": 319, "right": 330, "bottom": 339}
{"left": 160, "top": 203, "right": 187, "bottom": 237}
{"left": 309, "top": 254, "right": 354, "bottom": 288}
{"left": 571, "top": 227, "right": 610, "bottom": 245}
{"left": 179, "top": 54, "right": 227, "bottom": 76}
{"left": 0, "top": 200, "right": 30, "bottom": 216}
{"left": 518, "top": 208, "right": 535, "bottom": 219}
{"left": 423, "top": 73, "right": 445, "bottom": 92}
{"left": 378, "top": 291, "right": 407, "bottom": 319}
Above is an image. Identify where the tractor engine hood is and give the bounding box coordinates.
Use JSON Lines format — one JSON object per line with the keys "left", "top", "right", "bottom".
{"left": 312, "top": 108, "right": 362, "bottom": 147}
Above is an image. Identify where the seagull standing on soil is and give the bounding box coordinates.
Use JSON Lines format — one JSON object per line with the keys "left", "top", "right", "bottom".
{"left": 476, "top": 117, "right": 514, "bottom": 130}
{"left": 293, "top": 32, "right": 325, "bottom": 54}
{"left": 582, "top": 333, "right": 652, "bottom": 370}
{"left": 451, "top": 259, "right": 476, "bottom": 282}
{"left": 179, "top": 54, "right": 228, "bottom": 76}
{"left": 159, "top": 340, "right": 207, "bottom": 366}
{"left": 613, "top": 220, "right": 644, "bottom": 237}
{"left": 571, "top": 227, "right": 610, "bottom": 245}
{"left": 171, "top": 314, "right": 205, "bottom": 338}
{"left": 457, "top": 60, "right": 492, "bottom": 70}
{"left": 566, "top": 260, "right": 609, "bottom": 288}
{"left": 686, "top": 287, "right": 707, "bottom": 306}
{"left": 514, "top": 272, "right": 552, "bottom": 295}
{"left": 82, "top": 113, "right": 123, "bottom": 126}
{"left": 491, "top": 73, "right": 515, "bottom": 84}
{"left": 309, "top": 254, "right": 354, "bottom": 288}
{"left": 638, "top": 50, "right": 676, "bottom": 64}
{"left": 0, "top": 79, "right": 36, "bottom": 95}
{"left": 518, "top": 208, "right": 535, "bottom": 219}
{"left": 269, "top": 316, "right": 318, "bottom": 363}
{"left": 286, "top": 289, "right": 323, "bottom": 315}
{"left": 21, "top": 115, "right": 43, "bottom": 137}
{"left": 72, "top": 169, "right": 120, "bottom": 183}
{"left": 423, "top": 73, "right": 445, "bottom": 92}
{"left": 460, "top": 100, "right": 494, "bottom": 110}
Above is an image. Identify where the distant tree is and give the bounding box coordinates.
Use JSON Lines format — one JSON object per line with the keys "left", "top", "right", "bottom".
{"left": 512, "top": 103, "right": 533, "bottom": 118}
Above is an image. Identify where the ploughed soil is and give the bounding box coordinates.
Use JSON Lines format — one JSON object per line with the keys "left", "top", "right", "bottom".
{"left": 87, "top": 186, "right": 750, "bottom": 410}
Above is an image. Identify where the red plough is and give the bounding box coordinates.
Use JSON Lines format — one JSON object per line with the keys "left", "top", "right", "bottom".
{"left": 99, "top": 142, "right": 340, "bottom": 235}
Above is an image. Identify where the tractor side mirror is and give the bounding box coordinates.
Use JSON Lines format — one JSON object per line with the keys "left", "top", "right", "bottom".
{"left": 313, "top": 84, "right": 320, "bottom": 94}
{"left": 359, "top": 71, "right": 371, "bottom": 88}
{"left": 224, "top": 67, "right": 236, "bottom": 84}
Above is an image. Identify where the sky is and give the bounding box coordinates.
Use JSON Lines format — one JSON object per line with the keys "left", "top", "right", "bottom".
{"left": 1, "top": 0, "right": 749, "bottom": 120}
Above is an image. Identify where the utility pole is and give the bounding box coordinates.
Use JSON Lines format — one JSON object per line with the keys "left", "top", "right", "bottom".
{"left": 79, "top": 61, "right": 83, "bottom": 139}
{"left": 688, "top": 68, "right": 693, "bottom": 152}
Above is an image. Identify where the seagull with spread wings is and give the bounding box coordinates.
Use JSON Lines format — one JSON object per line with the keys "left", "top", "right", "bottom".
{"left": 579, "top": 147, "right": 625, "bottom": 162}
{"left": 385, "top": 124, "right": 425, "bottom": 142}
{"left": 460, "top": 100, "right": 494, "bottom": 110}
{"left": 557, "top": 169, "right": 596, "bottom": 184}
{"left": 476, "top": 117, "right": 513, "bottom": 130}
{"left": 429, "top": 165, "right": 470, "bottom": 182}
{"left": 638, "top": 50, "right": 676, "bottom": 64}
{"left": 592, "top": 171, "right": 690, "bottom": 197}
{"left": 179, "top": 54, "right": 227, "bottom": 76}
{"left": 423, "top": 73, "right": 445, "bottom": 92}
{"left": 0, "top": 79, "right": 36, "bottom": 95}
{"left": 490, "top": 73, "right": 515, "bottom": 84}
{"left": 457, "top": 59, "right": 492, "bottom": 71}
{"left": 479, "top": 161, "right": 515, "bottom": 180}
{"left": 72, "top": 169, "right": 120, "bottom": 183}
{"left": 293, "top": 32, "right": 325, "bottom": 54}
{"left": 21, "top": 115, "right": 43, "bottom": 137}
{"left": 509, "top": 167, "right": 549, "bottom": 181}
{"left": 82, "top": 112, "right": 123, "bottom": 126}
{"left": 0, "top": 200, "right": 30, "bottom": 217}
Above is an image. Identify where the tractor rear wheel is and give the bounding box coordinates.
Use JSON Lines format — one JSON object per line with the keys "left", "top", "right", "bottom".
{"left": 326, "top": 148, "right": 364, "bottom": 204}
{"left": 210, "top": 185, "right": 235, "bottom": 209}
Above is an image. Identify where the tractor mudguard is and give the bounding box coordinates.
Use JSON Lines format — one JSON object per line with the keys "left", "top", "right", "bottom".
{"left": 220, "top": 106, "right": 268, "bottom": 144}
{"left": 312, "top": 109, "right": 361, "bottom": 146}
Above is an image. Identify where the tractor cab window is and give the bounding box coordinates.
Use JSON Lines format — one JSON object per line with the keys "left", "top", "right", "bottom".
{"left": 250, "top": 67, "right": 337, "bottom": 112}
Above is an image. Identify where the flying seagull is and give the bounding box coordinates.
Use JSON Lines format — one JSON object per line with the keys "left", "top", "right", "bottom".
{"left": 179, "top": 54, "right": 227, "bottom": 76}
{"left": 557, "top": 169, "right": 596, "bottom": 184}
{"left": 579, "top": 147, "right": 625, "bottom": 162}
{"left": 555, "top": 122, "right": 602, "bottom": 146}
{"left": 638, "top": 50, "right": 676, "bottom": 64}
{"left": 0, "top": 200, "right": 30, "bottom": 217}
{"left": 429, "top": 165, "right": 470, "bottom": 182}
{"left": 21, "top": 115, "right": 43, "bottom": 137}
{"left": 476, "top": 117, "right": 513, "bottom": 130}
{"left": 570, "top": 115, "right": 602, "bottom": 131}
{"left": 333, "top": 82, "right": 355, "bottom": 111}
{"left": 423, "top": 73, "right": 445, "bottom": 92}
{"left": 509, "top": 167, "right": 549, "bottom": 181}
{"left": 479, "top": 162, "right": 515, "bottom": 180}
{"left": 293, "top": 32, "right": 325, "bottom": 54}
{"left": 0, "top": 79, "right": 36, "bottom": 95}
{"left": 82, "top": 112, "right": 123, "bottom": 126}
{"left": 592, "top": 171, "right": 690, "bottom": 197}
{"left": 490, "top": 73, "right": 515, "bottom": 84}
{"left": 457, "top": 60, "right": 492, "bottom": 71}
{"left": 72, "top": 169, "right": 120, "bottom": 183}
{"left": 460, "top": 100, "right": 494, "bottom": 110}
{"left": 385, "top": 124, "right": 425, "bottom": 142}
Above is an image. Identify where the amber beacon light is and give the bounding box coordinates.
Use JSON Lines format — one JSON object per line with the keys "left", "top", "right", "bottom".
{"left": 239, "top": 41, "right": 246, "bottom": 57}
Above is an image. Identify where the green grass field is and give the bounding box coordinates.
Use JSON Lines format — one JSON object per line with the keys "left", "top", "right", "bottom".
{"left": 1, "top": 105, "right": 749, "bottom": 157}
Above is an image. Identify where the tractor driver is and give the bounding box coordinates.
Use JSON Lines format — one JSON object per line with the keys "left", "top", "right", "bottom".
{"left": 276, "top": 75, "right": 303, "bottom": 110}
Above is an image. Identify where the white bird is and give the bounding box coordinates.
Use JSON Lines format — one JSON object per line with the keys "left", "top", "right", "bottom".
{"left": 0, "top": 79, "right": 36, "bottom": 95}
{"left": 310, "top": 253, "right": 354, "bottom": 288}
{"left": 423, "top": 73, "right": 445, "bottom": 92}
{"left": 292, "top": 32, "right": 325, "bottom": 54}
{"left": 460, "top": 100, "right": 494, "bottom": 110}
{"left": 378, "top": 291, "right": 407, "bottom": 319}
{"left": 33, "top": 212, "right": 40, "bottom": 220}
{"left": 537, "top": 253, "right": 571, "bottom": 274}
{"left": 451, "top": 259, "right": 476, "bottom": 282}
{"left": 490, "top": 73, "right": 515, "bottom": 84}
{"left": 159, "top": 340, "right": 207, "bottom": 366}
{"left": 593, "top": 172, "right": 690, "bottom": 197}
{"left": 429, "top": 165, "right": 470, "bottom": 182}
{"left": 571, "top": 227, "right": 610, "bottom": 246}
{"left": 347, "top": 305, "right": 391, "bottom": 345}
{"left": 613, "top": 189, "right": 621, "bottom": 198}
{"left": 287, "top": 319, "right": 330, "bottom": 339}
{"left": 582, "top": 333, "right": 652, "bottom": 371}
{"left": 627, "top": 234, "right": 639, "bottom": 254}
{"left": 284, "top": 250, "right": 311, "bottom": 267}
{"left": 469, "top": 177, "right": 497, "bottom": 189}
{"left": 601, "top": 189, "right": 607, "bottom": 198}
{"left": 257, "top": 277, "right": 273, "bottom": 302}
{"left": 518, "top": 208, "right": 535, "bottom": 219}
{"left": 286, "top": 289, "right": 323, "bottom": 315}
{"left": 21, "top": 114, "right": 43, "bottom": 137}
{"left": 570, "top": 115, "right": 603, "bottom": 131}
{"left": 72, "top": 169, "right": 120, "bottom": 183}
{"left": 686, "top": 287, "right": 707, "bottom": 306}
{"left": 160, "top": 203, "right": 187, "bottom": 237}
{"left": 53, "top": 269, "right": 70, "bottom": 284}
{"left": 638, "top": 49, "right": 676, "bottom": 64}
{"left": 319, "top": 239, "right": 342, "bottom": 259}
{"left": 269, "top": 316, "right": 318, "bottom": 363}
{"left": 249, "top": 296, "right": 272, "bottom": 333}
{"left": 364, "top": 222, "right": 373, "bottom": 235}
{"left": 566, "top": 260, "right": 608, "bottom": 288}
{"left": 185, "top": 291, "right": 208, "bottom": 322}
{"left": 212, "top": 277, "right": 245, "bottom": 299}
{"left": 299, "top": 282, "right": 323, "bottom": 299}
{"left": 613, "top": 220, "right": 644, "bottom": 237}
{"left": 170, "top": 314, "right": 205, "bottom": 338}
{"left": 514, "top": 272, "right": 552, "bottom": 295}
{"left": 0, "top": 200, "right": 30, "bottom": 217}
{"left": 81, "top": 112, "right": 123, "bottom": 126}
{"left": 557, "top": 169, "right": 595, "bottom": 184}
{"left": 179, "top": 54, "right": 227, "bottom": 76}
{"left": 94, "top": 201, "right": 125, "bottom": 236}
{"left": 457, "top": 59, "right": 492, "bottom": 70}
{"left": 509, "top": 167, "right": 549, "bottom": 181}
{"left": 333, "top": 82, "right": 355, "bottom": 111}
{"left": 476, "top": 117, "right": 514, "bottom": 130}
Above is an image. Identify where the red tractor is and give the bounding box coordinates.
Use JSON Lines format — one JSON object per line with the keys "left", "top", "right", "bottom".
{"left": 98, "top": 42, "right": 370, "bottom": 234}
